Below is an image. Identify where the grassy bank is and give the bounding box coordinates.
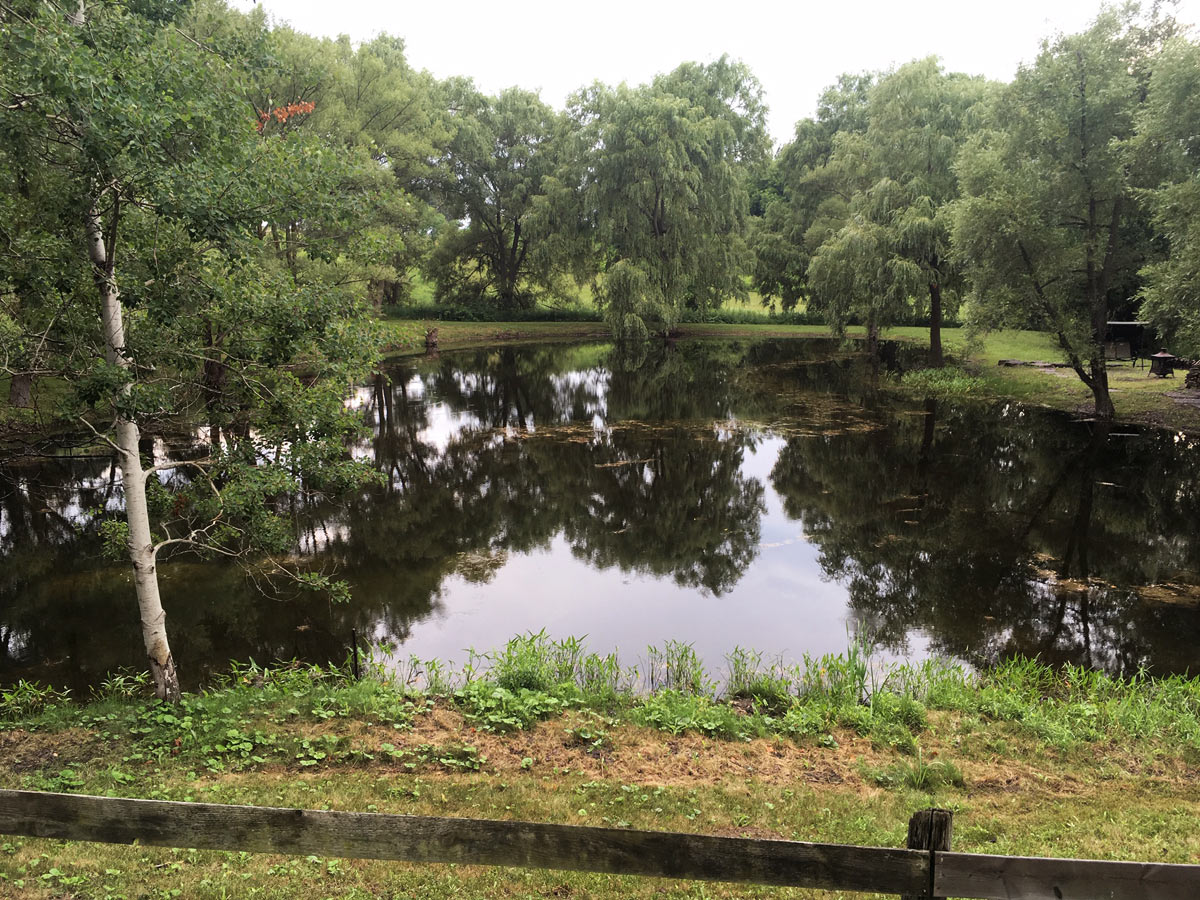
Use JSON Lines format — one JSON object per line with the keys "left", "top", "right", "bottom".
{"left": 3, "top": 636, "right": 1200, "bottom": 898}
{"left": 379, "top": 319, "right": 1200, "bottom": 432}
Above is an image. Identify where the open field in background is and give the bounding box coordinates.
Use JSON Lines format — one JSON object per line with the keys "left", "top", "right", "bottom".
{"left": 400, "top": 271, "right": 771, "bottom": 313}
{"left": 3, "top": 640, "right": 1200, "bottom": 899}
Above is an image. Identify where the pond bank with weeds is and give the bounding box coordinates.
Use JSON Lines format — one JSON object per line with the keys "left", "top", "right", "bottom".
{"left": 3, "top": 635, "right": 1200, "bottom": 899}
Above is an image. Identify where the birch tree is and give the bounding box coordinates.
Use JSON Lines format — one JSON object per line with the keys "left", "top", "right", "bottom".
{"left": 1, "top": 0, "right": 380, "bottom": 698}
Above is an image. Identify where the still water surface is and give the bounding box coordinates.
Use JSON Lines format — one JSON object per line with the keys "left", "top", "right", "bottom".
{"left": 3, "top": 339, "right": 1200, "bottom": 692}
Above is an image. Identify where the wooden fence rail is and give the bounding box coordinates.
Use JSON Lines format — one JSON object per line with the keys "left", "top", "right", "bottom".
{"left": 1, "top": 790, "right": 1198, "bottom": 899}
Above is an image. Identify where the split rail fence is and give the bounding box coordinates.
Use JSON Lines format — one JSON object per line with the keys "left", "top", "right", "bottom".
{"left": 1, "top": 790, "right": 1198, "bottom": 898}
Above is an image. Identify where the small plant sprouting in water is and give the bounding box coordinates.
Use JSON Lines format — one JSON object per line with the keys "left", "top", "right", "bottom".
{"left": 898, "top": 367, "right": 986, "bottom": 397}
{"left": 93, "top": 669, "right": 152, "bottom": 701}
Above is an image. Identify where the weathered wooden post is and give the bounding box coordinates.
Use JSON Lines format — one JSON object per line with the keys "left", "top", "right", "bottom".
{"left": 902, "top": 808, "right": 953, "bottom": 900}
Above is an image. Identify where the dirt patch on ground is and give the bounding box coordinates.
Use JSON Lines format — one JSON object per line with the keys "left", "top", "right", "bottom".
{"left": 1040, "top": 366, "right": 1079, "bottom": 379}
{"left": 0, "top": 728, "right": 104, "bottom": 775}
{"left": 310, "top": 706, "right": 883, "bottom": 789}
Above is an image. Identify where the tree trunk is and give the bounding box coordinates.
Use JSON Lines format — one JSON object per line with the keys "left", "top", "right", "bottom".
{"left": 928, "top": 281, "right": 944, "bottom": 368}
{"left": 1058, "top": 421, "right": 1108, "bottom": 580}
{"left": 1087, "top": 355, "right": 1114, "bottom": 420}
{"left": 8, "top": 373, "right": 32, "bottom": 408}
{"left": 117, "top": 416, "right": 180, "bottom": 700}
{"left": 86, "top": 205, "right": 180, "bottom": 702}
{"left": 201, "top": 321, "right": 228, "bottom": 434}
{"left": 865, "top": 316, "right": 880, "bottom": 358}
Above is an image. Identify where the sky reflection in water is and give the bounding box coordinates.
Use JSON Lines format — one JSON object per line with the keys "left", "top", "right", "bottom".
{"left": 2, "top": 338, "right": 1200, "bottom": 692}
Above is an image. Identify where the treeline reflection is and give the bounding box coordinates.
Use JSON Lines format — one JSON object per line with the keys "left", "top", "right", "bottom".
{"left": 2, "top": 340, "right": 1198, "bottom": 690}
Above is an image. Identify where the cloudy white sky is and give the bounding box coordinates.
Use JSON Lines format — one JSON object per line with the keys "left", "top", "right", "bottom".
{"left": 235, "top": 0, "right": 1199, "bottom": 145}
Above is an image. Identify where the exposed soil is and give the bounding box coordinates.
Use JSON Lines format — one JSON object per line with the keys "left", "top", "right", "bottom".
{"left": 0, "top": 728, "right": 104, "bottom": 775}
{"left": 1166, "top": 390, "right": 1200, "bottom": 410}
{"left": 334, "top": 706, "right": 874, "bottom": 788}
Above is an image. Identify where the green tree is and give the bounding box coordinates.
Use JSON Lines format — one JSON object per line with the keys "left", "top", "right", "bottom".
{"left": 952, "top": 7, "right": 1168, "bottom": 417}
{"left": 0, "top": 0, "right": 380, "bottom": 699}
{"left": 237, "top": 25, "right": 448, "bottom": 308}
{"left": 1137, "top": 35, "right": 1200, "bottom": 358}
{"left": 802, "top": 60, "right": 989, "bottom": 361}
{"left": 574, "top": 57, "right": 769, "bottom": 338}
{"left": 807, "top": 180, "right": 926, "bottom": 354}
{"left": 750, "top": 73, "right": 874, "bottom": 313}
{"left": 423, "top": 85, "right": 570, "bottom": 310}
{"left": 861, "top": 59, "right": 991, "bottom": 364}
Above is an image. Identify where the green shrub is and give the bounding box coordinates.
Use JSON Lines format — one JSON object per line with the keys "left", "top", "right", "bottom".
{"left": 725, "top": 647, "right": 793, "bottom": 714}
{"left": 645, "top": 641, "right": 710, "bottom": 695}
{"left": 453, "top": 682, "right": 570, "bottom": 733}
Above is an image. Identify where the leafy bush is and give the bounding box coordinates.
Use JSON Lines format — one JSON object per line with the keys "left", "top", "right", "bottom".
{"left": 725, "top": 647, "right": 793, "bottom": 713}
{"left": 453, "top": 681, "right": 571, "bottom": 733}
{"left": 632, "top": 690, "right": 758, "bottom": 740}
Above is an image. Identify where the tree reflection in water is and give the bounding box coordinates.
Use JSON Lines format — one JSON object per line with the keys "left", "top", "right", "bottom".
{"left": 771, "top": 401, "right": 1200, "bottom": 676}
{"left": 3, "top": 339, "right": 1200, "bottom": 691}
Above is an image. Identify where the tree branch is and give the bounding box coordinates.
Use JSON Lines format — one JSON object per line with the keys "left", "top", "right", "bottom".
{"left": 77, "top": 415, "right": 122, "bottom": 454}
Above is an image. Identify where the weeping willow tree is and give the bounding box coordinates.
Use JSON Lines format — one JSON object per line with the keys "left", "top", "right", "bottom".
{"left": 800, "top": 58, "right": 990, "bottom": 363}
{"left": 807, "top": 180, "right": 926, "bottom": 355}
{"left": 572, "top": 57, "right": 769, "bottom": 339}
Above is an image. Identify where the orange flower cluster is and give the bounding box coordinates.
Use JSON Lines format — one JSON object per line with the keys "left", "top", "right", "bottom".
{"left": 255, "top": 100, "right": 316, "bottom": 133}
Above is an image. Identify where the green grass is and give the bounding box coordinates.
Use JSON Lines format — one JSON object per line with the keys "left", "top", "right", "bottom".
{"left": 5, "top": 637, "right": 1200, "bottom": 898}
{"left": 8, "top": 634, "right": 1200, "bottom": 776}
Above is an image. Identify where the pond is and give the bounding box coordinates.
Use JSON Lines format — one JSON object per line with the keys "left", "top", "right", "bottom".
{"left": 3, "top": 338, "right": 1200, "bottom": 694}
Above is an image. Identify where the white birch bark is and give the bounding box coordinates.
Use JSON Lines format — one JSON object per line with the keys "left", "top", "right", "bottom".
{"left": 86, "top": 205, "right": 180, "bottom": 701}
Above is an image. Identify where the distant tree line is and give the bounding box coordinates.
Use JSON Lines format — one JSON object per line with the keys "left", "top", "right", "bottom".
{"left": 8, "top": 2, "right": 1197, "bottom": 410}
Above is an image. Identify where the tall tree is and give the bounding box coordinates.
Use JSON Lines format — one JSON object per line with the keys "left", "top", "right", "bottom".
{"left": 424, "top": 86, "right": 569, "bottom": 310}
{"left": 802, "top": 60, "right": 989, "bottom": 361}
{"left": 236, "top": 25, "right": 448, "bottom": 308}
{"left": 861, "top": 59, "right": 991, "bottom": 364}
{"left": 750, "top": 73, "right": 874, "bottom": 313}
{"left": 952, "top": 6, "right": 1169, "bottom": 418}
{"left": 0, "top": 0, "right": 380, "bottom": 698}
{"left": 573, "top": 57, "right": 769, "bottom": 338}
{"left": 807, "top": 180, "right": 926, "bottom": 354}
{"left": 1137, "top": 34, "right": 1200, "bottom": 359}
